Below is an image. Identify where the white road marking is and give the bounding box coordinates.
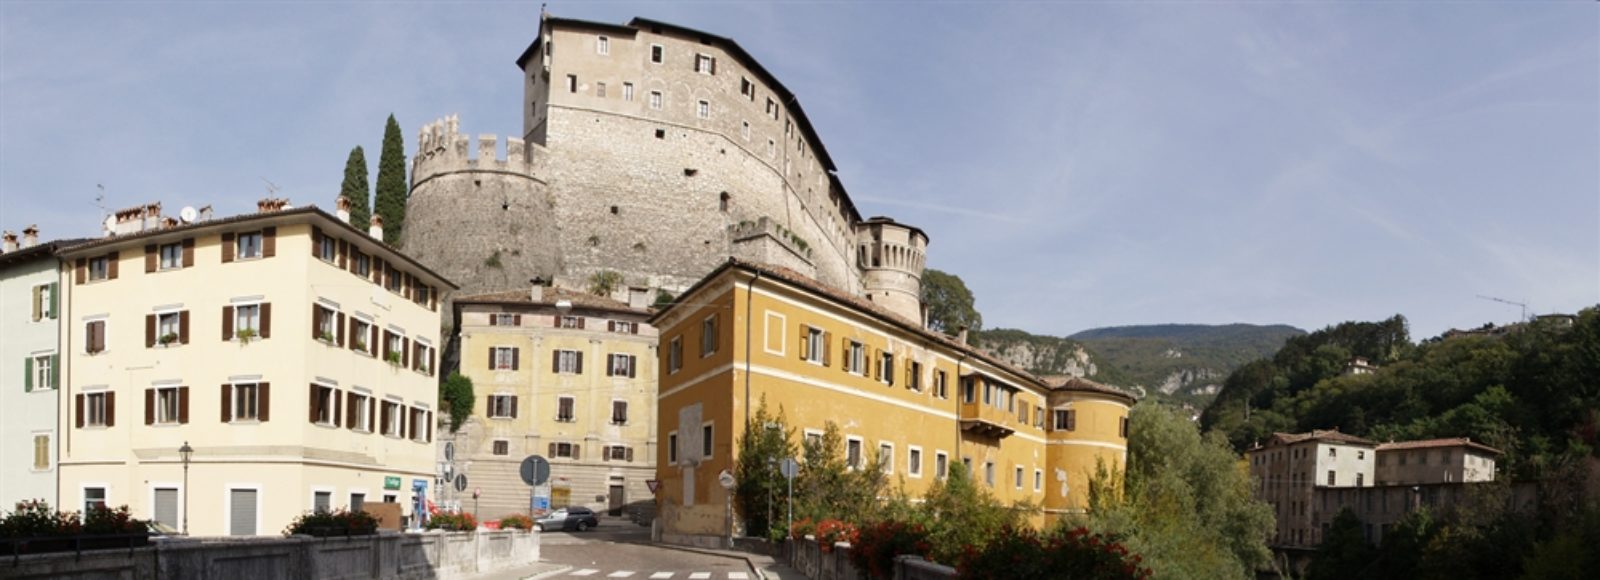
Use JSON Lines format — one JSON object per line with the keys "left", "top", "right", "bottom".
{"left": 649, "top": 573, "right": 674, "bottom": 579}
{"left": 607, "top": 572, "right": 636, "bottom": 578}
{"left": 571, "top": 570, "right": 599, "bottom": 577}
{"left": 727, "top": 573, "right": 749, "bottom": 579}
{"left": 688, "top": 574, "right": 711, "bottom": 580}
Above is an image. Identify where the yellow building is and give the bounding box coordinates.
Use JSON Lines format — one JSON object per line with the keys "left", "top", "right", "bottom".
{"left": 650, "top": 259, "right": 1134, "bottom": 546}
{"left": 56, "top": 199, "right": 455, "bottom": 536}
{"left": 447, "top": 284, "right": 657, "bottom": 519}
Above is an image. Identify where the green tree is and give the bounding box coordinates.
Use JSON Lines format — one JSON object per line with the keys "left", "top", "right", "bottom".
{"left": 735, "top": 396, "right": 798, "bottom": 540}
{"left": 374, "top": 114, "right": 408, "bottom": 245}
{"left": 792, "top": 422, "right": 889, "bottom": 525}
{"left": 1308, "top": 508, "right": 1376, "bottom": 580}
{"left": 920, "top": 269, "right": 981, "bottom": 334}
{"left": 438, "top": 372, "right": 475, "bottom": 433}
{"left": 339, "top": 146, "right": 371, "bottom": 229}
{"left": 919, "top": 461, "right": 1025, "bottom": 564}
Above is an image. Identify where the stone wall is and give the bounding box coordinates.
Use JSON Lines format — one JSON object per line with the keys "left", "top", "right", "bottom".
{"left": 781, "top": 537, "right": 955, "bottom": 580}
{"left": 3, "top": 530, "right": 539, "bottom": 580}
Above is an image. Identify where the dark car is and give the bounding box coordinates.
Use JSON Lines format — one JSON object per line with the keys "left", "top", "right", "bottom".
{"left": 536, "top": 506, "right": 599, "bottom": 532}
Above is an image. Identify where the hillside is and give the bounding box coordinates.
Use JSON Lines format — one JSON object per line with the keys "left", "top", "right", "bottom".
{"left": 1067, "top": 324, "right": 1305, "bottom": 404}
{"left": 971, "top": 329, "right": 1131, "bottom": 385}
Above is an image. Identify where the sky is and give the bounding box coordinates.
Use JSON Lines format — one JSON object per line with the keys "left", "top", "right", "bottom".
{"left": 2, "top": 1, "right": 1596, "bottom": 340}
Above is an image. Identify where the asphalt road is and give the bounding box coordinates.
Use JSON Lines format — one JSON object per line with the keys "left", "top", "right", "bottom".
{"left": 538, "top": 518, "right": 754, "bottom": 579}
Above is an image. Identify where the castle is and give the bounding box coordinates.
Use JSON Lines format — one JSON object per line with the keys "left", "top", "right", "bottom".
{"left": 401, "top": 15, "right": 930, "bottom": 322}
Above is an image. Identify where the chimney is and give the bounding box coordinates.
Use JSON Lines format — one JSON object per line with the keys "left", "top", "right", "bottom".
{"left": 2, "top": 231, "right": 16, "bottom": 253}
{"left": 257, "top": 197, "right": 289, "bottom": 213}
{"left": 957, "top": 325, "right": 969, "bottom": 345}
{"left": 529, "top": 277, "right": 546, "bottom": 303}
{"left": 335, "top": 196, "right": 352, "bottom": 223}
{"left": 629, "top": 288, "right": 649, "bottom": 310}
{"left": 368, "top": 214, "right": 384, "bottom": 240}
{"left": 21, "top": 225, "right": 39, "bottom": 248}
{"left": 198, "top": 205, "right": 214, "bottom": 221}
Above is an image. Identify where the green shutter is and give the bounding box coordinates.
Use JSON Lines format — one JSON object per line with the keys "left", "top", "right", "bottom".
{"left": 50, "top": 355, "right": 60, "bottom": 390}
{"left": 24, "top": 357, "right": 33, "bottom": 392}
{"left": 48, "top": 282, "right": 58, "bottom": 319}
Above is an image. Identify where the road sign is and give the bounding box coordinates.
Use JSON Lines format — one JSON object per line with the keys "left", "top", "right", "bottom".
{"left": 645, "top": 480, "right": 660, "bottom": 494}
{"left": 520, "top": 456, "right": 550, "bottom": 486}
{"left": 444, "top": 442, "right": 455, "bottom": 462}
{"left": 473, "top": 487, "right": 481, "bottom": 499}
{"left": 454, "top": 474, "right": 468, "bottom": 492}
{"left": 718, "top": 469, "right": 736, "bottom": 490}
{"left": 779, "top": 458, "right": 799, "bottom": 479}
{"left": 384, "top": 476, "right": 402, "bottom": 490}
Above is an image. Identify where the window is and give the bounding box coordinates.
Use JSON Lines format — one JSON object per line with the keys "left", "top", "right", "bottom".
{"left": 488, "top": 395, "right": 516, "bottom": 419}
{"left": 311, "top": 385, "right": 336, "bottom": 425}
{"left": 1119, "top": 416, "right": 1129, "bottom": 438}
{"left": 700, "top": 316, "right": 718, "bottom": 357}
{"left": 741, "top": 121, "right": 750, "bottom": 140}
{"left": 846, "top": 438, "right": 862, "bottom": 469}
{"left": 623, "top": 82, "right": 634, "bottom": 101}
{"left": 697, "top": 100, "right": 710, "bottom": 119}
{"left": 154, "top": 386, "right": 182, "bottom": 425}
{"left": 805, "top": 327, "right": 825, "bottom": 363}
{"left": 649, "top": 91, "right": 663, "bottom": 110}
{"left": 1357, "top": 450, "right": 1365, "bottom": 460}
{"left": 1035, "top": 469, "right": 1043, "bottom": 491}
{"left": 566, "top": 74, "right": 577, "bottom": 93}
{"left": 985, "top": 462, "right": 995, "bottom": 486}
{"left": 607, "top": 353, "right": 636, "bottom": 378}
{"left": 30, "top": 282, "right": 56, "bottom": 321}
{"left": 908, "top": 448, "right": 922, "bottom": 477}
{"left": 596, "top": 82, "right": 607, "bottom": 98}
{"left": 650, "top": 44, "right": 663, "bottom": 63}
{"left": 493, "top": 440, "right": 509, "bottom": 456}
{"left": 235, "top": 304, "right": 260, "bottom": 337}
{"left": 1356, "top": 473, "right": 1364, "bottom": 487}
{"left": 383, "top": 401, "right": 404, "bottom": 437}
{"left": 316, "top": 236, "right": 335, "bottom": 262}
{"left": 935, "top": 452, "right": 948, "bottom": 479}
{"left": 350, "top": 392, "right": 370, "bottom": 431}
{"left": 30, "top": 354, "right": 55, "bottom": 390}
{"left": 668, "top": 431, "right": 679, "bottom": 464}
{"left": 383, "top": 264, "right": 401, "bottom": 293}
{"left": 1329, "top": 448, "right": 1337, "bottom": 458}
{"left": 613, "top": 321, "right": 636, "bottom": 334}
{"left": 934, "top": 370, "right": 948, "bottom": 399}
{"left": 702, "top": 424, "right": 714, "bottom": 459}
{"left": 878, "top": 351, "right": 894, "bottom": 385}
{"left": 493, "top": 314, "right": 517, "bottom": 326}
{"left": 611, "top": 400, "right": 628, "bottom": 424}
{"left": 695, "top": 53, "right": 714, "bottom": 74}
{"left": 847, "top": 341, "right": 865, "bottom": 375}
{"left": 1327, "top": 470, "right": 1336, "bottom": 486}
{"left": 766, "top": 97, "right": 777, "bottom": 119}
{"left": 962, "top": 378, "right": 976, "bottom": 403}
{"left": 596, "top": 35, "right": 609, "bottom": 55}
{"left": 1053, "top": 409, "right": 1077, "bottom": 431}
{"left": 1015, "top": 466, "right": 1024, "bottom": 489}
{"left": 492, "top": 347, "right": 517, "bottom": 371}
{"left": 350, "top": 493, "right": 365, "bottom": 512}
{"left": 879, "top": 443, "right": 894, "bottom": 474}
{"left": 32, "top": 434, "right": 49, "bottom": 470}
{"left": 354, "top": 253, "right": 370, "bottom": 277}
{"left": 236, "top": 232, "right": 263, "bottom": 259}
{"left": 89, "top": 256, "right": 110, "bottom": 280}
{"left": 83, "top": 392, "right": 109, "bottom": 427}
{"left": 315, "top": 306, "right": 337, "bottom": 342}
{"left": 767, "top": 139, "right": 775, "bottom": 157}
{"left": 559, "top": 315, "right": 581, "bottom": 329}
{"left": 84, "top": 487, "right": 106, "bottom": 514}
{"left": 555, "top": 349, "right": 581, "bottom": 374}
{"left": 909, "top": 361, "right": 922, "bottom": 391}
{"left": 740, "top": 77, "right": 754, "bottom": 99}
{"left": 668, "top": 337, "right": 682, "bottom": 373}
{"left": 411, "top": 408, "right": 430, "bottom": 442}
{"left": 159, "top": 242, "right": 183, "bottom": 269}
{"left": 557, "top": 396, "right": 575, "bottom": 422}
{"left": 156, "top": 311, "right": 180, "bottom": 345}
{"left": 351, "top": 319, "right": 373, "bottom": 354}
{"left": 553, "top": 442, "right": 577, "bottom": 459}
{"left": 314, "top": 491, "right": 331, "bottom": 514}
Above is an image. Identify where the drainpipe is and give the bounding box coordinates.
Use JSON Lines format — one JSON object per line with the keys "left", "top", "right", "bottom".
{"left": 955, "top": 351, "right": 969, "bottom": 469}
{"left": 744, "top": 270, "right": 762, "bottom": 428}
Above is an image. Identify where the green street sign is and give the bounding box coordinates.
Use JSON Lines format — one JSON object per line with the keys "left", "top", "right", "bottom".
{"left": 384, "top": 476, "right": 402, "bottom": 490}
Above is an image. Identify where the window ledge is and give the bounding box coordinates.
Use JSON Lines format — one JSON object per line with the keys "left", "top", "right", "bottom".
{"left": 229, "top": 420, "right": 262, "bottom": 426}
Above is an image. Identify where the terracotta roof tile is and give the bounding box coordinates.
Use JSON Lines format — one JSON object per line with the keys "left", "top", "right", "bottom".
{"left": 1268, "top": 429, "right": 1378, "bottom": 447}
{"left": 454, "top": 286, "right": 651, "bottom": 316}
{"left": 1377, "top": 438, "right": 1503, "bottom": 455}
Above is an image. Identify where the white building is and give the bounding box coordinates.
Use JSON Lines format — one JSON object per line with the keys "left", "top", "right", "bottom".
{"left": 1247, "top": 429, "right": 1377, "bottom": 547}
{"left": 0, "top": 228, "right": 72, "bottom": 509}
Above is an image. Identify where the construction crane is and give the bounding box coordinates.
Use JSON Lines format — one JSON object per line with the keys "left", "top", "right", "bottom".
{"left": 1476, "top": 295, "right": 1529, "bottom": 322}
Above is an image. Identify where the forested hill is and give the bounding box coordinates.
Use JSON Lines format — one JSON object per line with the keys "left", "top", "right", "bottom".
{"left": 1065, "top": 324, "right": 1305, "bottom": 404}
{"left": 1200, "top": 309, "right": 1600, "bottom": 479}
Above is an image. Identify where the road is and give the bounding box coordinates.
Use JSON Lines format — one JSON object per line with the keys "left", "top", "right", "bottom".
{"left": 538, "top": 518, "right": 755, "bottom": 579}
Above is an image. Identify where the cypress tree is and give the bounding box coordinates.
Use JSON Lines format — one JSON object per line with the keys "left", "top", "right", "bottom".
{"left": 374, "top": 114, "right": 409, "bottom": 246}
{"left": 339, "top": 146, "right": 371, "bottom": 230}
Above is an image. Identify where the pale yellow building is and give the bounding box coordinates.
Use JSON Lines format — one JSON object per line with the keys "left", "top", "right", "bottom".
{"left": 446, "top": 284, "right": 657, "bottom": 519}
{"left": 650, "top": 259, "right": 1133, "bottom": 546}
{"left": 56, "top": 200, "right": 455, "bottom": 536}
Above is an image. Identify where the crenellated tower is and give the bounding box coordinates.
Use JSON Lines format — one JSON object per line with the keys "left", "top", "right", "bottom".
{"left": 855, "top": 217, "right": 928, "bottom": 322}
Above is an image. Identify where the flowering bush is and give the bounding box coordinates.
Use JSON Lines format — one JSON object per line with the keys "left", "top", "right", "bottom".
{"left": 283, "top": 509, "right": 379, "bottom": 537}
{"left": 499, "top": 514, "right": 534, "bottom": 531}
{"left": 848, "top": 520, "right": 933, "bottom": 579}
{"left": 83, "top": 505, "right": 147, "bottom": 535}
{"left": 814, "top": 519, "right": 858, "bottom": 553}
{"left": 955, "top": 525, "right": 1150, "bottom": 580}
{"left": 790, "top": 517, "right": 816, "bottom": 540}
{"left": 426, "top": 511, "right": 478, "bottom": 532}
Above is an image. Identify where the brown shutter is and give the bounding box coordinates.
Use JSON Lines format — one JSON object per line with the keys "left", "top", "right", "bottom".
{"left": 397, "top": 407, "right": 406, "bottom": 438}
{"left": 93, "top": 322, "right": 105, "bottom": 353}
{"left": 337, "top": 313, "right": 346, "bottom": 347}
{"left": 221, "top": 384, "right": 233, "bottom": 422}
{"left": 576, "top": 352, "right": 584, "bottom": 374}
{"left": 800, "top": 326, "right": 809, "bottom": 360}
{"left": 510, "top": 396, "right": 519, "bottom": 418}
{"left": 312, "top": 305, "right": 321, "bottom": 339}
{"left": 179, "top": 311, "right": 190, "bottom": 344}
{"left": 105, "top": 392, "right": 115, "bottom": 426}
{"left": 626, "top": 447, "right": 635, "bottom": 462}
{"left": 309, "top": 385, "right": 321, "bottom": 424}
{"left": 76, "top": 394, "right": 84, "bottom": 427}
{"left": 632, "top": 323, "right": 639, "bottom": 335}
{"left": 402, "top": 338, "right": 410, "bottom": 368}
{"left": 572, "top": 444, "right": 579, "bottom": 459}
{"left": 511, "top": 314, "right": 520, "bottom": 326}
{"left": 259, "top": 303, "right": 272, "bottom": 338}
{"left": 333, "top": 390, "right": 343, "bottom": 428}
{"left": 182, "top": 238, "right": 194, "bottom": 267}
{"left": 350, "top": 318, "right": 361, "bottom": 351}
{"left": 487, "top": 347, "right": 495, "bottom": 369}
{"left": 552, "top": 350, "right": 559, "bottom": 371}
{"left": 311, "top": 226, "right": 322, "bottom": 257}
{"left": 408, "top": 408, "right": 417, "bottom": 440}
{"left": 222, "top": 233, "right": 235, "bottom": 262}
{"left": 381, "top": 332, "right": 391, "bottom": 360}
{"left": 145, "top": 314, "right": 156, "bottom": 348}
{"left": 489, "top": 315, "right": 498, "bottom": 326}
{"left": 75, "top": 258, "right": 86, "bottom": 284}
{"left": 629, "top": 356, "right": 637, "bottom": 378}
{"left": 427, "top": 412, "right": 433, "bottom": 442}
{"left": 145, "top": 244, "right": 158, "bottom": 273}
{"left": 144, "top": 388, "right": 155, "bottom": 425}
{"left": 549, "top": 443, "right": 556, "bottom": 457}
{"left": 179, "top": 387, "right": 189, "bottom": 424}
{"left": 222, "top": 306, "right": 234, "bottom": 340}
{"left": 602, "top": 446, "right": 610, "bottom": 462}
{"left": 259, "top": 383, "right": 270, "bottom": 422}
{"left": 511, "top": 348, "right": 519, "bottom": 371}
{"left": 347, "top": 392, "right": 358, "bottom": 429}
{"left": 823, "top": 332, "right": 833, "bottom": 366}
{"left": 381, "top": 403, "right": 392, "bottom": 434}
{"left": 608, "top": 320, "right": 616, "bottom": 332}
{"left": 578, "top": 317, "right": 586, "bottom": 330}
{"left": 606, "top": 355, "right": 614, "bottom": 377}
{"left": 370, "top": 326, "right": 378, "bottom": 355}
{"left": 107, "top": 251, "right": 118, "bottom": 279}
{"left": 261, "top": 227, "right": 276, "bottom": 257}
{"left": 552, "top": 315, "right": 559, "bottom": 328}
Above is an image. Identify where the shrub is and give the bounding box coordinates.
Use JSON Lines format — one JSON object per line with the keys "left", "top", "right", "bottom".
{"left": 283, "top": 509, "right": 379, "bottom": 537}
{"left": 427, "top": 511, "right": 477, "bottom": 532}
{"left": 82, "top": 505, "right": 148, "bottom": 536}
{"left": 956, "top": 525, "right": 1150, "bottom": 580}
{"left": 848, "top": 520, "right": 932, "bottom": 579}
{"left": 790, "top": 517, "right": 816, "bottom": 540}
{"left": 814, "top": 518, "right": 857, "bottom": 552}
{"left": 499, "top": 514, "right": 533, "bottom": 531}
{"left": 0, "top": 500, "right": 83, "bottom": 538}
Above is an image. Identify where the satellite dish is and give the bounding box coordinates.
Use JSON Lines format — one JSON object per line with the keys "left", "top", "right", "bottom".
{"left": 179, "top": 206, "right": 198, "bottom": 223}
{"left": 102, "top": 215, "right": 117, "bottom": 235}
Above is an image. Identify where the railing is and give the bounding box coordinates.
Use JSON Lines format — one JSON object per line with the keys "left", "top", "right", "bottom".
{"left": 3, "top": 532, "right": 153, "bottom": 566}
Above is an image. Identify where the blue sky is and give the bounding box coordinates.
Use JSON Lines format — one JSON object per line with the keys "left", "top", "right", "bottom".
{"left": 2, "top": 1, "right": 1595, "bottom": 339}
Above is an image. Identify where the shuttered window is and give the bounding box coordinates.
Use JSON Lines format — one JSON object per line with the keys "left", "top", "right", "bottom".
{"left": 153, "top": 488, "right": 179, "bottom": 530}
{"left": 229, "top": 489, "right": 257, "bottom": 536}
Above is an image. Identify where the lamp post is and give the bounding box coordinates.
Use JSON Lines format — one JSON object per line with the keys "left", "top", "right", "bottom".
{"left": 179, "top": 441, "right": 193, "bottom": 535}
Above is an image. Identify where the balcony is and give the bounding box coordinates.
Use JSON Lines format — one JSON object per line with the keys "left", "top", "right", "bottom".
{"left": 958, "top": 400, "right": 1016, "bottom": 439}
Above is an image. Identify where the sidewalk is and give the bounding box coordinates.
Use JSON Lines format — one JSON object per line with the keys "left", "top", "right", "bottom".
{"left": 461, "top": 559, "right": 571, "bottom": 580}
{"left": 650, "top": 543, "right": 805, "bottom": 580}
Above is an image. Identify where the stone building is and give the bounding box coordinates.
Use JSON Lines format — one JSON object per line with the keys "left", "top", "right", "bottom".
{"left": 1246, "top": 429, "right": 1378, "bottom": 547}
{"left": 1375, "top": 437, "right": 1500, "bottom": 485}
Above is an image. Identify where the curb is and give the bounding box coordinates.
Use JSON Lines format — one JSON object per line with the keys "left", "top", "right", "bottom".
{"left": 523, "top": 564, "right": 575, "bottom": 580}
{"left": 646, "top": 543, "right": 768, "bottom": 580}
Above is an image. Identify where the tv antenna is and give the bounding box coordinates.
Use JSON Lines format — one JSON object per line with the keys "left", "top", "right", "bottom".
{"left": 92, "top": 184, "right": 108, "bottom": 211}
{"left": 1476, "top": 295, "right": 1529, "bottom": 322}
{"left": 261, "top": 177, "right": 281, "bottom": 197}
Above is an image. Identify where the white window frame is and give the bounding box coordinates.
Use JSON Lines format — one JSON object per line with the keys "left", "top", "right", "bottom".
{"left": 695, "top": 53, "right": 713, "bottom": 74}
{"left": 410, "top": 408, "right": 430, "bottom": 443}
{"left": 623, "top": 82, "right": 634, "bottom": 101}
{"left": 493, "top": 313, "right": 516, "bottom": 326}
{"left": 82, "top": 483, "right": 109, "bottom": 514}
{"left": 848, "top": 341, "right": 865, "bottom": 375}
{"left": 805, "top": 327, "right": 824, "bottom": 364}
{"left": 384, "top": 401, "right": 404, "bottom": 437}
{"left": 84, "top": 391, "right": 109, "bottom": 427}
{"left": 702, "top": 422, "right": 714, "bottom": 461}
{"left": 697, "top": 100, "right": 710, "bottom": 119}
{"left": 650, "top": 43, "right": 664, "bottom": 64}
{"left": 879, "top": 442, "right": 894, "bottom": 475}
{"left": 159, "top": 242, "right": 183, "bottom": 270}
{"left": 492, "top": 346, "right": 516, "bottom": 371}
{"left": 157, "top": 311, "right": 181, "bottom": 344}
{"left": 32, "top": 353, "right": 54, "bottom": 390}
{"left": 649, "top": 91, "right": 663, "bottom": 110}
{"left": 596, "top": 35, "right": 609, "bottom": 55}
{"left": 846, "top": 436, "right": 864, "bottom": 471}
{"left": 1015, "top": 466, "right": 1024, "bottom": 489}
{"left": 985, "top": 461, "right": 995, "bottom": 487}
{"left": 907, "top": 446, "right": 923, "bottom": 478}
{"left": 879, "top": 351, "right": 894, "bottom": 385}
{"left": 668, "top": 337, "right": 682, "bottom": 373}
{"left": 351, "top": 392, "right": 372, "bottom": 432}
{"left": 557, "top": 396, "right": 575, "bottom": 422}
{"left": 155, "top": 385, "right": 181, "bottom": 425}
{"left": 488, "top": 394, "right": 514, "bottom": 419}
{"left": 88, "top": 256, "right": 109, "bottom": 280}
{"left": 609, "top": 353, "right": 634, "bottom": 377}
{"left": 613, "top": 321, "right": 636, "bottom": 334}
{"left": 935, "top": 451, "right": 949, "bottom": 479}
{"left": 236, "top": 231, "right": 263, "bottom": 260}
{"left": 352, "top": 318, "right": 374, "bottom": 355}
{"left": 556, "top": 350, "right": 580, "bottom": 374}
{"left": 312, "top": 384, "right": 336, "bottom": 426}
{"left": 234, "top": 303, "right": 261, "bottom": 337}
{"left": 668, "top": 431, "right": 678, "bottom": 464}
{"left": 559, "top": 315, "right": 581, "bottom": 329}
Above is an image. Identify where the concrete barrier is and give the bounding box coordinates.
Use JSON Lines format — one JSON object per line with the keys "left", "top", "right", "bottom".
{"left": 780, "top": 536, "right": 955, "bottom": 580}
{"left": 2, "top": 529, "right": 539, "bottom": 580}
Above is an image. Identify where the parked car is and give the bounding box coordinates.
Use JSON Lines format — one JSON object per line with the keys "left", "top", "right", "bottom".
{"left": 536, "top": 507, "right": 599, "bottom": 532}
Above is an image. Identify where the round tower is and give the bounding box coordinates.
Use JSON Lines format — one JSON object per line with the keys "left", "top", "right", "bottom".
{"left": 402, "top": 115, "right": 563, "bottom": 297}
{"left": 855, "top": 216, "right": 928, "bottom": 322}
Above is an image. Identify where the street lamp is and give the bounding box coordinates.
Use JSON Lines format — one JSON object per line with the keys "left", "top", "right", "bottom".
{"left": 179, "top": 441, "right": 193, "bottom": 535}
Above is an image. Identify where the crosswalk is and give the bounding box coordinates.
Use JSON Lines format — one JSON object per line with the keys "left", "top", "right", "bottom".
{"left": 561, "top": 570, "right": 749, "bottom": 579}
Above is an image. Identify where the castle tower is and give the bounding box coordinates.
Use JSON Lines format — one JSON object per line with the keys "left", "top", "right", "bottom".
{"left": 855, "top": 217, "right": 928, "bottom": 322}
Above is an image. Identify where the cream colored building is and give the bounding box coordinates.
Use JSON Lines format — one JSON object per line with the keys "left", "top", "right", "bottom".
{"left": 57, "top": 200, "right": 454, "bottom": 536}
{"left": 1375, "top": 438, "right": 1500, "bottom": 485}
{"left": 445, "top": 284, "right": 657, "bottom": 520}
{"left": 1246, "top": 429, "right": 1377, "bottom": 547}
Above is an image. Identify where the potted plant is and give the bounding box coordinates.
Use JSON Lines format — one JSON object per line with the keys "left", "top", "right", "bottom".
{"left": 385, "top": 351, "right": 402, "bottom": 366}
{"left": 319, "top": 331, "right": 335, "bottom": 344}
{"left": 158, "top": 333, "right": 179, "bottom": 346}
{"left": 236, "top": 328, "right": 257, "bottom": 344}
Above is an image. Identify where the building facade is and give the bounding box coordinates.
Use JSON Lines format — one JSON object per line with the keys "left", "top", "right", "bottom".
{"left": 1375, "top": 438, "right": 1500, "bottom": 485}
{"left": 649, "top": 260, "right": 1132, "bottom": 546}
{"left": 443, "top": 285, "right": 657, "bottom": 519}
{"left": 1247, "top": 430, "right": 1377, "bottom": 547}
{"left": 56, "top": 201, "right": 454, "bottom": 536}
{"left": 0, "top": 229, "right": 71, "bottom": 509}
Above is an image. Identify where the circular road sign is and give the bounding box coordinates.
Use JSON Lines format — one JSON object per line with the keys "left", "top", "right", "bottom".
{"left": 444, "top": 442, "right": 455, "bottom": 462}
{"left": 454, "top": 473, "right": 469, "bottom": 492}
{"left": 520, "top": 455, "right": 551, "bottom": 486}
{"left": 779, "top": 458, "right": 799, "bottom": 480}
{"left": 718, "top": 469, "right": 736, "bottom": 490}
